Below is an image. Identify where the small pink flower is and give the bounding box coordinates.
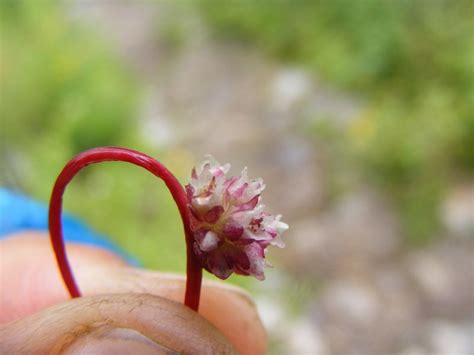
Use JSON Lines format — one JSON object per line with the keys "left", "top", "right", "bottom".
{"left": 186, "top": 155, "right": 288, "bottom": 280}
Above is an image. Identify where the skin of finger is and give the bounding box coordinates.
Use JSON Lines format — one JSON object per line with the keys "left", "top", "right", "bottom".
{"left": 70, "top": 256, "right": 268, "bottom": 355}
{"left": 0, "top": 232, "right": 267, "bottom": 354}
{"left": 0, "top": 293, "right": 237, "bottom": 355}
{"left": 63, "top": 326, "right": 181, "bottom": 355}
{"left": 0, "top": 233, "right": 128, "bottom": 322}
{"left": 85, "top": 268, "right": 268, "bottom": 355}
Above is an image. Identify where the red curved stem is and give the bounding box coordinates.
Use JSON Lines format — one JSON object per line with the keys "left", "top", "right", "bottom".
{"left": 48, "top": 147, "right": 202, "bottom": 311}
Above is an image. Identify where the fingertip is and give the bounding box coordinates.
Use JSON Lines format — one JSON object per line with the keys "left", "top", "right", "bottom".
{"left": 1, "top": 233, "right": 267, "bottom": 354}
{"left": 105, "top": 271, "right": 268, "bottom": 355}
{"left": 199, "top": 279, "right": 268, "bottom": 355}
{"left": 64, "top": 327, "right": 180, "bottom": 355}
{"left": 1, "top": 293, "right": 237, "bottom": 354}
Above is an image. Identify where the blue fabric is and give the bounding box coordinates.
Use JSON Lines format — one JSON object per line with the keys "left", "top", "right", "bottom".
{"left": 0, "top": 188, "right": 139, "bottom": 266}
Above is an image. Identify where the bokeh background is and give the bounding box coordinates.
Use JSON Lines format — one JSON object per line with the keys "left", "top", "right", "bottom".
{"left": 1, "top": 1, "right": 473, "bottom": 354}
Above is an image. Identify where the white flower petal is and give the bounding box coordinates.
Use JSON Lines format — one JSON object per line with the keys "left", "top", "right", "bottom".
{"left": 199, "top": 231, "right": 220, "bottom": 252}
{"left": 189, "top": 155, "right": 288, "bottom": 281}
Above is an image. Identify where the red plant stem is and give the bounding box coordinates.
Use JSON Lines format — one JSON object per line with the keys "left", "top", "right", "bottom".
{"left": 48, "top": 147, "right": 202, "bottom": 311}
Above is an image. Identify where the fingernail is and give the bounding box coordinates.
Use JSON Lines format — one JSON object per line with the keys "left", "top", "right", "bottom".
{"left": 64, "top": 326, "right": 179, "bottom": 355}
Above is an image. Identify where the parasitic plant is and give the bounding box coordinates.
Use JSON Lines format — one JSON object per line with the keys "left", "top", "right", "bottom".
{"left": 49, "top": 147, "right": 287, "bottom": 311}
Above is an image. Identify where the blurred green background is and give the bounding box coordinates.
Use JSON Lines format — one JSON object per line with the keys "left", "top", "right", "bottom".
{"left": 199, "top": 0, "right": 474, "bottom": 244}
{"left": 2, "top": 0, "right": 472, "bottom": 256}
{"left": 1, "top": 1, "right": 473, "bottom": 353}
{"left": 0, "top": 0, "right": 189, "bottom": 272}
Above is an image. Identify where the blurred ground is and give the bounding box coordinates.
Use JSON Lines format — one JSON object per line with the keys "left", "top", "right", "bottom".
{"left": 2, "top": 1, "right": 473, "bottom": 354}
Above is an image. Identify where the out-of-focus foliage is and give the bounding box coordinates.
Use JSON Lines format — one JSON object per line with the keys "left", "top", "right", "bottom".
{"left": 0, "top": 0, "right": 137, "bottom": 154}
{"left": 198, "top": 0, "right": 474, "bottom": 243}
{"left": 0, "top": 0, "right": 188, "bottom": 272}
{"left": 1, "top": 0, "right": 472, "bottom": 280}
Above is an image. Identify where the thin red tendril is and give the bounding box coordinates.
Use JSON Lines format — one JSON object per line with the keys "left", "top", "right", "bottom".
{"left": 48, "top": 147, "right": 202, "bottom": 311}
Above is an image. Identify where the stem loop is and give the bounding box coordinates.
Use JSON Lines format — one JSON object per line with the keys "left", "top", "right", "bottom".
{"left": 48, "top": 147, "right": 202, "bottom": 311}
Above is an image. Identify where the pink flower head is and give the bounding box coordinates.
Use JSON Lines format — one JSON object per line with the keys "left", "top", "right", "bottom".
{"left": 186, "top": 155, "right": 288, "bottom": 280}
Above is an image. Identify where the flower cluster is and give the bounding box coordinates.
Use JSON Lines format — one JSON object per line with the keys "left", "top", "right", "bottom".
{"left": 186, "top": 155, "right": 288, "bottom": 280}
